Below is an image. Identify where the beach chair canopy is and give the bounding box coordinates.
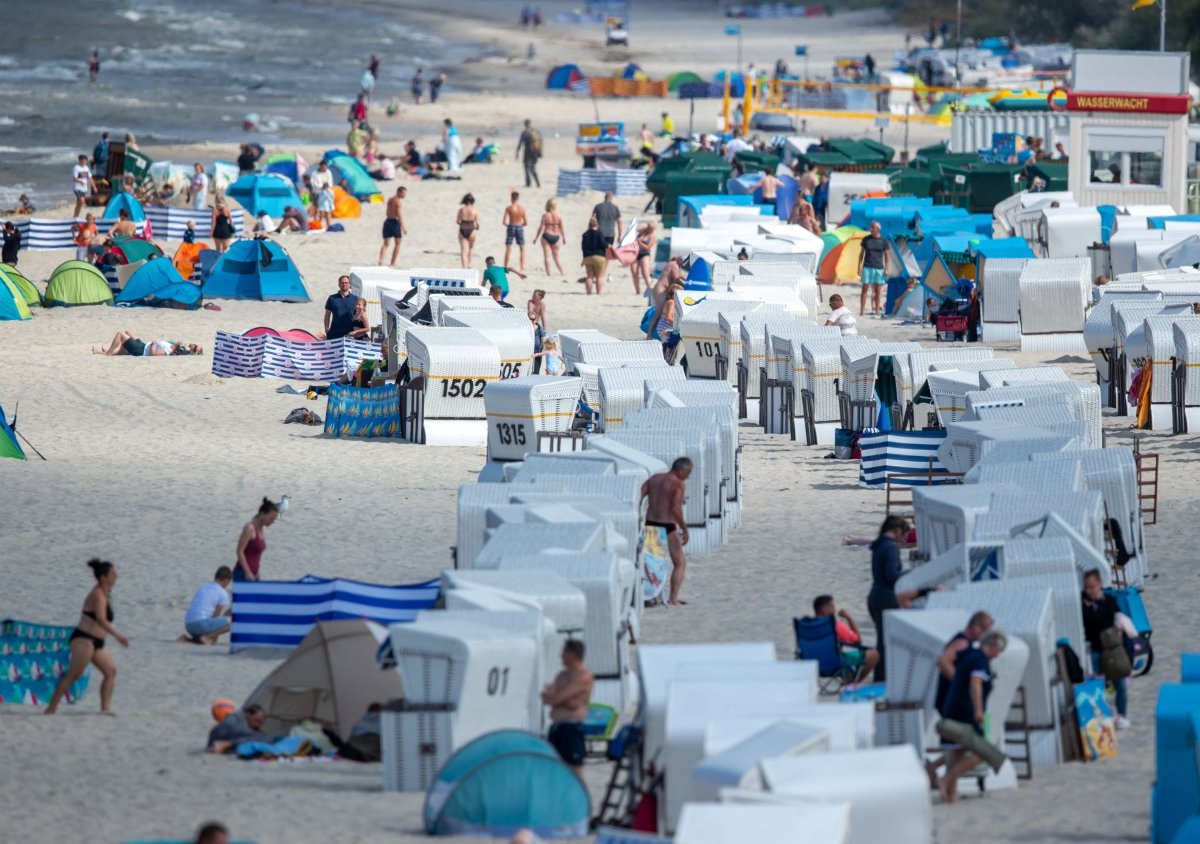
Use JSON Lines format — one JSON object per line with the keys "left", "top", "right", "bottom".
{"left": 101, "top": 191, "right": 146, "bottom": 222}
{"left": 243, "top": 619, "right": 402, "bottom": 740}
{"left": 322, "top": 151, "right": 381, "bottom": 201}
{"left": 0, "top": 264, "right": 40, "bottom": 307}
{"left": 201, "top": 239, "right": 309, "bottom": 302}
{"left": 226, "top": 173, "right": 304, "bottom": 218}
{"left": 546, "top": 64, "right": 585, "bottom": 89}
{"left": 116, "top": 259, "right": 200, "bottom": 309}
{"left": 0, "top": 271, "right": 31, "bottom": 321}
{"left": 0, "top": 406, "right": 24, "bottom": 459}
{"left": 423, "top": 729, "right": 591, "bottom": 837}
{"left": 44, "top": 261, "right": 113, "bottom": 308}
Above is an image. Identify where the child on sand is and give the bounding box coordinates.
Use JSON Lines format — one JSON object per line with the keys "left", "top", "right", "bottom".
{"left": 532, "top": 337, "right": 563, "bottom": 375}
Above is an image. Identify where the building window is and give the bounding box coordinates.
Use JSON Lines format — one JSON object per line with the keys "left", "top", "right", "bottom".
{"left": 1086, "top": 130, "right": 1165, "bottom": 188}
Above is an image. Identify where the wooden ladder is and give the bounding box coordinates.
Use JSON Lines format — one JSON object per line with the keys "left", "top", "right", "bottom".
{"left": 1003, "top": 686, "right": 1034, "bottom": 781}
{"left": 1133, "top": 438, "right": 1160, "bottom": 526}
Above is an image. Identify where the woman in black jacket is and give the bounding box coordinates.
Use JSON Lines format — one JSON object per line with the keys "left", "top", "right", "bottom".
{"left": 867, "top": 515, "right": 910, "bottom": 682}
{"left": 1081, "top": 569, "right": 1132, "bottom": 729}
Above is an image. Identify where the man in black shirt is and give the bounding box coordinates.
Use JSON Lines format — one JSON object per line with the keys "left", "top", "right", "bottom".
{"left": 857, "top": 220, "right": 887, "bottom": 316}
{"left": 2, "top": 222, "right": 20, "bottom": 265}
{"left": 580, "top": 216, "right": 608, "bottom": 295}
{"left": 323, "top": 275, "right": 360, "bottom": 340}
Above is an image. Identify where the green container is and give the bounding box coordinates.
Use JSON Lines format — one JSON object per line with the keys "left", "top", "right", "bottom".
{"left": 963, "top": 164, "right": 1024, "bottom": 213}
{"left": 889, "top": 169, "right": 936, "bottom": 198}
{"left": 734, "top": 151, "right": 780, "bottom": 174}
{"left": 1024, "top": 162, "right": 1069, "bottom": 192}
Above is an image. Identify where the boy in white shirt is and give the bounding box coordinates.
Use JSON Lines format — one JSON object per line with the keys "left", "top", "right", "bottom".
{"left": 179, "top": 567, "right": 234, "bottom": 645}
{"left": 825, "top": 294, "right": 858, "bottom": 336}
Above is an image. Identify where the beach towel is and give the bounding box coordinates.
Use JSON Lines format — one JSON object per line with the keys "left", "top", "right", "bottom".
{"left": 0, "top": 619, "right": 90, "bottom": 705}
{"left": 235, "top": 736, "right": 319, "bottom": 760}
{"left": 640, "top": 527, "right": 670, "bottom": 604}
{"left": 323, "top": 383, "right": 400, "bottom": 438}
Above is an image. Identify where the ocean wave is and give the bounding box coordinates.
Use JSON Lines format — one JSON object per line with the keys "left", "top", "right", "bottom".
{"left": 116, "top": 9, "right": 144, "bottom": 22}
{"left": 0, "top": 117, "right": 15, "bottom": 126}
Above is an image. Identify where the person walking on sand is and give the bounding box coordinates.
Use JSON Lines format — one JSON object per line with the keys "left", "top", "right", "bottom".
{"left": 483, "top": 255, "right": 527, "bottom": 301}
{"left": 541, "top": 640, "right": 594, "bottom": 780}
{"left": 235, "top": 498, "right": 278, "bottom": 583}
{"left": 210, "top": 203, "right": 234, "bottom": 253}
{"left": 591, "top": 192, "right": 621, "bottom": 278}
{"left": 580, "top": 216, "right": 607, "bottom": 295}
{"left": 857, "top": 220, "right": 887, "bottom": 316}
{"left": 456, "top": 193, "right": 480, "bottom": 268}
{"left": 534, "top": 198, "right": 566, "bottom": 276}
{"left": 72, "top": 154, "right": 96, "bottom": 218}
{"left": 867, "top": 515, "right": 910, "bottom": 682}
{"left": 937, "top": 630, "right": 1009, "bottom": 803}
{"left": 641, "top": 457, "right": 693, "bottom": 606}
{"left": 502, "top": 191, "right": 529, "bottom": 273}
{"left": 379, "top": 186, "right": 407, "bottom": 266}
{"left": 45, "top": 559, "right": 129, "bottom": 714}
{"left": 411, "top": 67, "right": 424, "bottom": 105}
{"left": 515, "top": 119, "right": 542, "bottom": 188}
{"left": 631, "top": 221, "right": 656, "bottom": 296}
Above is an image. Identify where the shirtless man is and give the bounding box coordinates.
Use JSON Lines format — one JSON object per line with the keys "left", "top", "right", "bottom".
{"left": 641, "top": 457, "right": 692, "bottom": 605}
{"left": 379, "top": 186, "right": 407, "bottom": 267}
{"left": 502, "top": 190, "right": 528, "bottom": 274}
{"left": 649, "top": 257, "right": 684, "bottom": 319}
{"left": 108, "top": 209, "right": 136, "bottom": 238}
{"left": 759, "top": 170, "right": 781, "bottom": 215}
{"left": 541, "top": 640, "right": 594, "bottom": 779}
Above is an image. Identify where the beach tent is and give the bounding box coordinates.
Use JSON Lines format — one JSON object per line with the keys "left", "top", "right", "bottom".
{"left": 0, "top": 271, "right": 31, "bottom": 321}
{"left": 713, "top": 71, "right": 748, "bottom": 97}
{"left": 226, "top": 173, "right": 304, "bottom": 219}
{"left": 817, "top": 226, "right": 866, "bottom": 283}
{"left": 172, "top": 242, "right": 209, "bottom": 281}
{"left": 108, "top": 235, "right": 164, "bottom": 266}
{"left": 44, "top": 261, "right": 113, "bottom": 308}
{"left": 264, "top": 152, "right": 309, "bottom": 187}
{"left": 243, "top": 619, "right": 403, "bottom": 740}
{"left": 423, "top": 730, "right": 591, "bottom": 837}
{"left": 116, "top": 259, "right": 200, "bottom": 309}
{"left": 546, "top": 64, "right": 585, "bottom": 90}
{"left": 101, "top": 192, "right": 146, "bottom": 223}
{"left": 622, "top": 63, "right": 648, "bottom": 80}
{"left": 201, "top": 239, "right": 309, "bottom": 302}
{"left": 0, "top": 264, "right": 40, "bottom": 308}
{"left": 332, "top": 186, "right": 362, "bottom": 219}
{"left": 668, "top": 71, "right": 704, "bottom": 91}
{"left": 322, "top": 151, "right": 382, "bottom": 202}
{"left": 0, "top": 408, "right": 24, "bottom": 460}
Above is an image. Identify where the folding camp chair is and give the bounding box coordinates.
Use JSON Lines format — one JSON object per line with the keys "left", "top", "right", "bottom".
{"left": 586, "top": 701, "right": 620, "bottom": 756}
{"left": 793, "top": 615, "right": 859, "bottom": 695}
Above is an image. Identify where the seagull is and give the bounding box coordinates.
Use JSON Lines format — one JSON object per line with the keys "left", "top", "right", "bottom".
{"left": 278, "top": 495, "right": 290, "bottom": 518}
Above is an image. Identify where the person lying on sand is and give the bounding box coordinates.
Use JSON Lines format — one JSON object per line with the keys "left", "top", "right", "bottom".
{"left": 93, "top": 330, "right": 203, "bottom": 357}
{"left": 208, "top": 703, "right": 270, "bottom": 754}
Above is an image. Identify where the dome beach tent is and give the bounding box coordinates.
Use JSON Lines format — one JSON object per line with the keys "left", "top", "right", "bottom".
{"left": 332, "top": 186, "right": 361, "bottom": 219}
{"left": 264, "top": 152, "right": 309, "bottom": 187}
{"left": 226, "top": 173, "right": 304, "bottom": 219}
{"left": 668, "top": 71, "right": 704, "bottom": 91}
{"left": 622, "top": 63, "right": 647, "bottom": 80}
{"left": 171, "top": 242, "right": 209, "bottom": 281}
{"left": 546, "top": 64, "right": 585, "bottom": 90}
{"left": 322, "top": 151, "right": 381, "bottom": 203}
{"left": 0, "top": 264, "right": 41, "bottom": 307}
{"left": 0, "top": 406, "right": 25, "bottom": 460}
{"left": 116, "top": 259, "right": 200, "bottom": 309}
{"left": 101, "top": 192, "right": 146, "bottom": 222}
{"left": 108, "top": 235, "right": 163, "bottom": 266}
{"left": 244, "top": 620, "right": 403, "bottom": 740}
{"left": 44, "top": 261, "right": 113, "bottom": 307}
{"left": 201, "top": 239, "right": 309, "bottom": 302}
{"left": 423, "top": 730, "right": 591, "bottom": 837}
{"left": 0, "top": 271, "right": 31, "bottom": 321}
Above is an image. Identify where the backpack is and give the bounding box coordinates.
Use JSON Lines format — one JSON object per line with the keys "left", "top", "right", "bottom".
{"left": 527, "top": 128, "right": 543, "bottom": 157}
{"left": 1099, "top": 627, "right": 1132, "bottom": 681}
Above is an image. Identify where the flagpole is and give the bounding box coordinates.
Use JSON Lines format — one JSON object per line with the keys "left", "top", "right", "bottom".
{"left": 1159, "top": 0, "right": 1166, "bottom": 51}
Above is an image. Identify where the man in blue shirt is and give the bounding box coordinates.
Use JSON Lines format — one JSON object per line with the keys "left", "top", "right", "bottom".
{"left": 323, "top": 275, "right": 360, "bottom": 340}
{"left": 482, "top": 255, "right": 527, "bottom": 300}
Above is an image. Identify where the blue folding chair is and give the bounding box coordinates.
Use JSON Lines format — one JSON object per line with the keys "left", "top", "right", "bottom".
{"left": 793, "top": 615, "right": 859, "bottom": 694}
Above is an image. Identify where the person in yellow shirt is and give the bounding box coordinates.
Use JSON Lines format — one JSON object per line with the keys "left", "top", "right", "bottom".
{"left": 660, "top": 111, "right": 675, "bottom": 138}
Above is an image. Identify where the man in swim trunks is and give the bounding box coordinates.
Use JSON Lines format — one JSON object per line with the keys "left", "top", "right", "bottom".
{"left": 502, "top": 190, "right": 528, "bottom": 274}
{"left": 641, "top": 457, "right": 692, "bottom": 605}
{"left": 857, "top": 220, "right": 887, "bottom": 316}
{"left": 379, "top": 186, "right": 407, "bottom": 267}
{"left": 108, "top": 208, "right": 137, "bottom": 238}
{"left": 541, "top": 640, "right": 594, "bottom": 780}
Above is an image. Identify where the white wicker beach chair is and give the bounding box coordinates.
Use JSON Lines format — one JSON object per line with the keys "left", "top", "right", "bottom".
{"left": 349, "top": 266, "right": 409, "bottom": 328}
{"left": 522, "top": 473, "right": 645, "bottom": 510}
{"left": 679, "top": 300, "right": 764, "bottom": 379}
{"left": 625, "top": 407, "right": 734, "bottom": 507}
{"left": 912, "top": 484, "right": 1017, "bottom": 558}
{"left": 583, "top": 436, "right": 669, "bottom": 482}
{"left": 690, "top": 722, "right": 830, "bottom": 804}
{"left": 428, "top": 291, "right": 495, "bottom": 326}
{"left": 558, "top": 329, "right": 619, "bottom": 373}
{"left": 472, "top": 522, "right": 613, "bottom": 569}
{"left": 759, "top": 746, "right": 933, "bottom": 844}
{"left": 1112, "top": 304, "right": 1192, "bottom": 394}
{"left": 979, "top": 258, "right": 1030, "bottom": 343}
{"left": 978, "top": 366, "right": 1068, "bottom": 389}
{"left": 507, "top": 453, "right": 618, "bottom": 482}
{"left": 597, "top": 364, "right": 683, "bottom": 431}
{"left": 801, "top": 338, "right": 879, "bottom": 425}
{"left": 1146, "top": 314, "right": 1200, "bottom": 407}
{"left": 383, "top": 310, "right": 417, "bottom": 379}
{"left": 894, "top": 543, "right": 974, "bottom": 594}
{"left": 963, "top": 383, "right": 1103, "bottom": 448}
{"left": 677, "top": 798, "right": 849, "bottom": 844}
{"left": 646, "top": 379, "right": 739, "bottom": 414}
{"left": 732, "top": 267, "right": 820, "bottom": 317}
{"left": 408, "top": 277, "right": 484, "bottom": 313}
{"left": 927, "top": 370, "right": 987, "bottom": 426}
{"left": 995, "top": 570, "right": 1087, "bottom": 659}
{"left": 483, "top": 376, "right": 583, "bottom": 461}
{"left": 604, "top": 426, "right": 718, "bottom": 523}
{"left": 1084, "top": 291, "right": 1163, "bottom": 397}
{"left": 967, "top": 458, "right": 1086, "bottom": 492}
{"left": 905, "top": 348, "right": 995, "bottom": 404}
{"left": 1017, "top": 258, "right": 1091, "bottom": 352}
{"left": 578, "top": 339, "right": 666, "bottom": 369}
{"left": 442, "top": 309, "right": 536, "bottom": 379}
{"left": 738, "top": 316, "right": 833, "bottom": 402}
{"left": 972, "top": 489, "right": 1106, "bottom": 552}
{"left": 925, "top": 585, "right": 1060, "bottom": 764}
{"left": 1174, "top": 320, "right": 1200, "bottom": 408}
{"left": 440, "top": 570, "right": 587, "bottom": 644}
{"left": 405, "top": 326, "right": 501, "bottom": 420}
{"left": 936, "top": 421, "right": 1079, "bottom": 474}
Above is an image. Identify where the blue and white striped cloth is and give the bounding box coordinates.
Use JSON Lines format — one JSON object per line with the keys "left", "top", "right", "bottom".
{"left": 858, "top": 429, "right": 952, "bottom": 489}
{"left": 144, "top": 206, "right": 245, "bottom": 241}
{"left": 211, "top": 331, "right": 378, "bottom": 380}
{"left": 0, "top": 210, "right": 243, "bottom": 251}
{"left": 556, "top": 168, "right": 648, "bottom": 197}
{"left": 230, "top": 575, "right": 441, "bottom": 653}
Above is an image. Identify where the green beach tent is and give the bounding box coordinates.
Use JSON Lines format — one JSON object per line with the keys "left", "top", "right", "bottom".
{"left": 109, "top": 236, "right": 164, "bottom": 266}
{"left": 0, "top": 272, "right": 32, "bottom": 321}
{"left": 0, "top": 263, "right": 40, "bottom": 307}
{"left": 0, "top": 406, "right": 25, "bottom": 460}
{"left": 668, "top": 71, "right": 704, "bottom": 91}
{"left": 44, "top": 261, "right": 113, "bottom": 308}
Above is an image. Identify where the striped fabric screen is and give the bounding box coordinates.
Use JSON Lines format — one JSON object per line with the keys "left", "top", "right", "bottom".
{"left": 556, "top": 168, "right": 649, "bottom": 197}
{"left": 858, "top": 429, "right": 952, "bottom": 489}
{"left": 229, "top": 575, "right": 441, "bottom": 652}
{"left": 0, "top": 210, "right": 243, "bottom": 251}
{"left": 144, "top": 206, "right": 245, "bottom": 241}
{"left": 212, "top": 331, "right": 378, "bottom": 380}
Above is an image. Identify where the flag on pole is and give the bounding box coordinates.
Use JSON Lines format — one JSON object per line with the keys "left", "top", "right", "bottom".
{"left": 1130, "top": 0, "right": 1156, "bottom": 9}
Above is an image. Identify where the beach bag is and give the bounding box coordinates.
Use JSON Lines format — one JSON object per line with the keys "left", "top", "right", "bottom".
{"left": 1099, "top": 627, "right": 1132, "bottom": 681}
{"left": 609, "top": 242, "right": 638, "bottom": 267}
{"left": 1057, "top": 640, "right": 1085, "bottom": 685}
{"left": 833, "top": 428, "right": 862, "bottom": 460}
{"left": 639, "top": 306, "right": 657, "bottom": 335}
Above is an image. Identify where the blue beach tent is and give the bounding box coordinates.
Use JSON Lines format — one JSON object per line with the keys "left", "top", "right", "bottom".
{"left": 226, "top": 173, "right": 304, "bottom": 219}
{"left": 201, "top": 239, "right": 309, "bottom": 302}
{"left": 322, "top": 151, "right": 381, "bottom": 202}
{"left": 101, "top": 192, "right": 146, "bottom": 222}
{"left": 546, "top": 64, "right": 585, "bottom": 90}
{"left": 423, "top": 730, "right": 590, "bottom": 838}
{"left": 0, "top": 270, "right": 32, "bottom": 321}
{"left": 116, "top": 259, "right": 200, "bottom": 309}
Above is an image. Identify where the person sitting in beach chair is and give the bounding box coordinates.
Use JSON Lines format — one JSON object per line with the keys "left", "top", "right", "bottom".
{"left": 177, "top": 567, "right": 233, "bottom": 645}
{"left": 812, "top": 594, "right": 879, "bottom": 684}
{"left": 794, "top": 613, "right": 863, "bottom": 694}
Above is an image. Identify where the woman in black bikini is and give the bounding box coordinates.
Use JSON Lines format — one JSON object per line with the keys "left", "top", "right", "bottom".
{"left": 211, "top": 203, "right": 234, "bottom": 254}
{"left": 456, "top": 193, "right": 480, "bottom": 268}
{"left": 45, "top": 559, "right": 129, "bottom": 714}
{"left": 631, "top": 220, "right": 656, "bottom": 296}
{"left": 533, "top": 198, "right": 566, "bottom": 277}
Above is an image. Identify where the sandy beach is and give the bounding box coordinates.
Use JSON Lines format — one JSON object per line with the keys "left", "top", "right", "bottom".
{"left": 0, "top": 2, "right": 1180, "bottom": 842}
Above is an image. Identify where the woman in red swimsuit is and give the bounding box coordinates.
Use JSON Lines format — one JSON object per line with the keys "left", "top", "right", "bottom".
{"left": 45, "top": 559, "right": 129, "bottom": 714}
{"left": 235, "top": 498, "right": 278, "bottom": 582}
